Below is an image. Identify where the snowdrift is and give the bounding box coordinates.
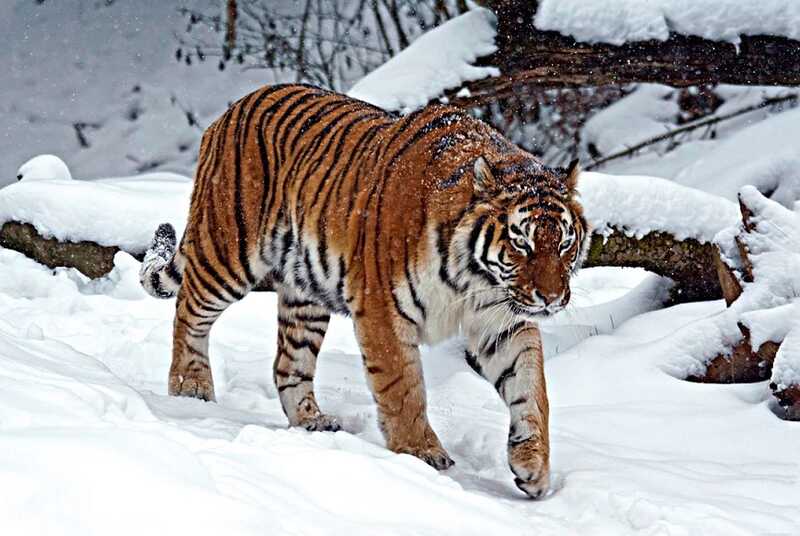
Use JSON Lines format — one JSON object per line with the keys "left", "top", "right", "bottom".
{"left": 0, "top": 243, "right": 797, "bottom": 534}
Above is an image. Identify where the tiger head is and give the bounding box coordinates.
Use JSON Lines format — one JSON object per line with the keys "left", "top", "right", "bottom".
{"left": 456, "top": 155, "right": 589, "bottom": 319}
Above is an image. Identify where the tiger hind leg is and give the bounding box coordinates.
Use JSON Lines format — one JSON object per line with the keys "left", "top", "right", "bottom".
{"left": 170, "top": 258, "right": 251, "bottom": 402}
{"left": 273, "top": 285, "right": 340, "bottom": 432}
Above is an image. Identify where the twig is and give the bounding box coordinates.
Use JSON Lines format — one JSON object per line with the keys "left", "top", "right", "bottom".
{"left": 586, "top": 93, "right": 798, "bottom": 170}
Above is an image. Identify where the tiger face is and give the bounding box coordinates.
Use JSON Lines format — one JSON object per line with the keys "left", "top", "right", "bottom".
{"left": 462, "top": 156, "right": 588, "bottom": 319}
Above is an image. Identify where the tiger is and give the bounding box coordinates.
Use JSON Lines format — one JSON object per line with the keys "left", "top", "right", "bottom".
{"left": 139, "top": 83, "right": 589, "bottom": 499}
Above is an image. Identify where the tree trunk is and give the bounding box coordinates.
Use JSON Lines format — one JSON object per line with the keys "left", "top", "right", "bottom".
{"left": 224, "top": 0, "right": 237, "bottom": 58}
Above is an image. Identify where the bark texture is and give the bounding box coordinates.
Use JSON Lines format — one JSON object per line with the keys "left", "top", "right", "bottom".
{"left": 771, "top": 385, "right": 800, "bottom": 421}
{"left": 584, "top": 229, "right": 721, "bottom": 305}
{"left": 0, "top": 222, "right": 119, "bottom": 279}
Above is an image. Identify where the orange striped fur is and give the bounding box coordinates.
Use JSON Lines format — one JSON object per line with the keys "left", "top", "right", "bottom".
{"left": 140, "top": 84, "right": 588, "bottom": 498}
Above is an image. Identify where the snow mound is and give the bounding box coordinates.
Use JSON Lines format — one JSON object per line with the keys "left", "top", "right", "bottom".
{"left": 668, "top": 186, "right": 800, "bottom": 378}
{"left": 772, "top": 311, "right": 800, "bottom": 391}
{"left": 16, "top": 154, "right": 73, "bottom": 182}
{"left": 347, "top": 8, "right": 499, "bottom": 113}
{"left": 535, "top": 0, "right": 800, "bottom": 45}
{"left": 0, "top": 172, "right": 192, "bottom": 253}
{"left": 582, "top": 85, "right": 678, "bottom": 157}
{"left": 673, "top": 107, "right": 800, "bottom": 207}
{"left": 579, "top": 171, "right": 740, "bottom": 242}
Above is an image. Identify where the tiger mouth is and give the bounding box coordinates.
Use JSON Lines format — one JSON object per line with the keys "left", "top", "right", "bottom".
{"left": 509, "top": 300, "right": 552, "bottom": 318}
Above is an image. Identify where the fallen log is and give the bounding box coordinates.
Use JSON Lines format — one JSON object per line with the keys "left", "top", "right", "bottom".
{"left": 583, "top": 229, "right": 720, "bottom": 305}
{"left": 1, "top": 218, "right": 720, "bottom": 303}
{"left": 456, "top": 1, "right": 800, "bottom": 105}
{"left": 0, "top": 222, "right": 119, "bottom": 279}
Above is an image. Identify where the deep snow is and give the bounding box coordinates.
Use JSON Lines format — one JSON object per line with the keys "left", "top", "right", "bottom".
{"left": 0, "top": 246, "right": 797, "bottom": 535}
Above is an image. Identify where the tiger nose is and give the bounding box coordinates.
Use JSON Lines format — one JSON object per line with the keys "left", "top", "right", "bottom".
{"left": 534, "top": 289, "right": 561, "bottom": 305}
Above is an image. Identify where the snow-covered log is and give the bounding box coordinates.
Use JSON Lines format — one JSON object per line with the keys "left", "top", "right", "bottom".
{"left": 580, "top": 172, "right": 738, "bottom": 303}
{"left": 686, "top": 187, "right": 800, "bottom": 419}
{"left": 771, "top": 313, "right": 800, "bottom": 420}
{"left": 583, "top": 230, "right": 719, "bottom": 304}
{"left": 0, "top": 221, "right": 118, "bottom": 279}
{"left": 446, "top": 1, "right": 800, "bottom": 106}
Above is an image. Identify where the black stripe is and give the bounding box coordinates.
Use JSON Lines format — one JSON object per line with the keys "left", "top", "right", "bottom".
{"left": 189, "top": 250, "right": 245, "bottom": 302}
{"left": 467, "top": 215, "right": 488, "bottom": 257}
{"left": 184, "top": 259, "right": 228, "bottom": 304}
{"left": 232, "top": 91, "right": 261, "bottom": 286}
{"left": 439, "top": 165, "right": 467, "bottom": 189}
{"left": 165, "top": 260, "right": 182, "bottom": 284}
{"left": 254, "top": 88, "right": 314, "bottom": 236}
{"left": 482, "top": 321, "right": 528, "bottom": 357}
{"left": 369, "top": 111, "right": 466, "bottom": 287}
{"left": 176, "top": 317, "right": 206, "bottom": 338}
{"left": 403, "top": 245, "right": 426, "bottom": 320}
{"left": 312, "top": 113, "right": 388, "bottom": 280}
{"left": 464, "top": 350, "right": 482, "bottom": 374}
{"left": 284, "top": 333, "right": 320, "bottom": 353}
{"left": 436, "top": 223, "right": 461, "bottom": 292}
{"left": 303, "top": 325, "right": 328, "bottom": 338}
{"left": 494, "top": 359, "right": 518, "bottom": 392}
{"left": 390, "top": 286, "right": 417, "bottom": 325}
{"left": 282, "top": 296, "right": 318, "bottom": 308}
{"left": 288, "top": 99, "right": 348, "bottom": 154}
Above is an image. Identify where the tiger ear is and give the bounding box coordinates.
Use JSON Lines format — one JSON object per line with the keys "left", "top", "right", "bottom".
{"left": 565, "top": 158, "right": 580, "bottom": 193}
{"left": 473, "top": 156, "right": 499, "bottom": 195}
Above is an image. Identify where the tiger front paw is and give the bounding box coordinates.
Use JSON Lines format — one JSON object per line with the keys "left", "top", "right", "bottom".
{"left": 509, "top": 437, "right": 550, "bottom": 499}
{"left": 169, "top": 370, "right": 216, "bottom": 402}
{"left": 397, "top": 443, "right": 455, "bottom": 470}
{"left": 298, "top": 413, "right": 341, "bottom": 432}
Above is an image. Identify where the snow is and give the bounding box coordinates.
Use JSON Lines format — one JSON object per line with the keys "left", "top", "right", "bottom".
{"left": 16, "top": 154, "right": 72, "bottom": 182}
{"left": 579, "top": 171, "right": 740, "bottom": 242}
{"left": 1, "top": 0, "right": 274, "bottom": 185}
{"left": 582, "top": 85, "right": 679, "bottom": 157}
{"left": 772, "top": 311, "right": 800, "bottom": 390}
{"left": 0, "top": 245, "right": 797, "bottom": 534}
{"left": 669, "top": 187, "right": 800, "bottom": 378}
{"left": 347, "top": 8, "right": 499, "bottom": 114}
{"left": 584, "top": 85, "right": 800, "bottom": 209}
{"left": 535, "top": 0, "right": 800, "bottom": 45}
{"left": 0, "top": 172, "right": 191, "bottom": 253}
{"left": 673, "top": 106, "right": 800, "bottom": 207}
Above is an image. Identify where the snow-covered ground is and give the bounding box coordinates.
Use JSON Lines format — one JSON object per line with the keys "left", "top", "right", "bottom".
{"left": 0, "top": 245, "right": 798, "bottom": 535}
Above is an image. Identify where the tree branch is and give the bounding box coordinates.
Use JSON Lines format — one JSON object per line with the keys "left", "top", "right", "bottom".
{"left": 585, "top": 94, "right": 798, "bottom": 170}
